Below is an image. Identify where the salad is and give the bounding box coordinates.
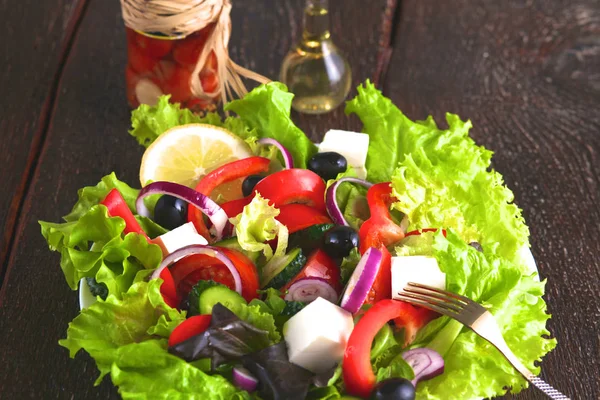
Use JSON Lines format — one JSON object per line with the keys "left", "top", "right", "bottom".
{"left": 39, "top": 81, "right": 556, "bottom": 400}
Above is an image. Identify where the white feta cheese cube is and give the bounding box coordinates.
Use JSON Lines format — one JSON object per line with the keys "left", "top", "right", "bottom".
{"left": 391, "top": 256, "right": 446, "bottom": 300}
{"left": 319, "top": 129, "right": 369, "bottom": 179}
{"left": 283, "top": 297, "right": 354, "bottom": 373}
{"left": 151, "top": 222, "right": 208, "bottom": 257}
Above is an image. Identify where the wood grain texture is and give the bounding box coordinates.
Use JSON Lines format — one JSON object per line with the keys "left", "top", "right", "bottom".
{"left": 385, "top": 1, "right": 600, "bottom": 399}
{"left": 0, "top": 0, "right": 390, "bottom": 398}
{"left": 0, "top": 0, "right": 87, "bottom": 285}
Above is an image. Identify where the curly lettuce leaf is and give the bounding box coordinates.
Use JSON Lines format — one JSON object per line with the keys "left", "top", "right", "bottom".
{"left": 230, "top": 193, "right": 288, "bottom": 261}
{"left": 59, "top": 280, "right": 186, "bottom": 382}
{"left": 346, "top": 81, "right": 529, "bottom": 265}
{"left": 110, "top": 340, "right": 249, "bottom": 400}
{"left": 408, "top": 231, "right": 556, "bottom": 399}
{"left": 226, "top": 82, "right": 318, "bottom": 168}
{"left": 129, "top": 95, "right": 201, "bottom": 147}
{"left": 39, "top": 205, "right": 162, "bottom": 297}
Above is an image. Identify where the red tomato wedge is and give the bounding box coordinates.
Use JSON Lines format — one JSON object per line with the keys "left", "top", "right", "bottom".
{"left": 282, "top": 249, "right": 342, "bottom": 293}
{"left": 188, "top": 157, "right": 271, "bottom": 239}
{"left": 169, "top": 248, "right": 259, "bottom": 302}
{"left": 168, "top": 315, "right": 212, "bottom": 347}
{"left": 343, "top": 299, "right": 429, "bottom": 398}
{"left": 254, "top": 169, "right": 327, "bottom": 213}
{"left": 275, "top": 204, "right": 332, "bottom": 234}
{"left": 100, "top": 189, "right": 149, "bottom": 240}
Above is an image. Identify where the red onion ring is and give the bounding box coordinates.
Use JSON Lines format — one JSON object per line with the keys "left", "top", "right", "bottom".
{"left": 340, "top": 247, "right": 383, "bottom": 314}
{"left": 150, "top": 244, "right": 242, "bottom": 295}
{"left": 325, "top": 177, "right": 373, "bottom": 226}
{"left": 257, "top": 138, "right": 294, "bottom": 169}
{"left": 136, "top": 181, "right": 229, "bottom": 241}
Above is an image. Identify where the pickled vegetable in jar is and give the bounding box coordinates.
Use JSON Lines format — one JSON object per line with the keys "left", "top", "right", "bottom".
{"left": 120, "top": 0, "right": 269, "bottom": 112}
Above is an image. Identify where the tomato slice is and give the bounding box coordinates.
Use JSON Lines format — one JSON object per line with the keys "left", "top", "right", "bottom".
{"left": 188, "top": 157, "right": 270, "bottom": 240}
{"left": 159, "top": 268, "right": 180, "bottom": 308}
{"left": 100, "top": 189, "right": 149, "bottom": 240}
{"left": 282, "top": 249, "right": 341, "bottom": 293}
{"left": 168, "top": 315, "right": 212, "bottom": 347}
{"left": 275, "top": 204, "right": 332, "bottom": 234}
{"left": 254, "top": 169, "right": 326, "bottom": 213}
{"left": 343, "top": 299, "right": 428, "bottom": 398}
{"left": 169, "top": 248, "right": 259, "bottom": 302}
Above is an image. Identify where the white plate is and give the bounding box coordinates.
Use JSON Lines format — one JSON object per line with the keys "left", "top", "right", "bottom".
{"left": 78, "top": 245, "right": 538, "bottom": 310}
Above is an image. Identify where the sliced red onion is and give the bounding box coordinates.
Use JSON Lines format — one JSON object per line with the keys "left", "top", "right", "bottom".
{"left": 402, "top": 347, "right": 445, "bottom": 386}
{"left": 284, "top": 277, "right": 338, "bottom": 304}
{"left": 340, "top": 247, "right": 383, "bottom": 314}
{"left": 233, "top": 366, "right": 258, "bottom": 392}
{"left": 257, "top": 138, "right": 294, "bottom": 169}
{"left": 150, "top": 244, "right": 242, "bottom": 295}
{"left": 325, "top": 178, "right": 373, "bottom": 226}
{"left": 136, "top": 181, "right": 229, "bottom": 241}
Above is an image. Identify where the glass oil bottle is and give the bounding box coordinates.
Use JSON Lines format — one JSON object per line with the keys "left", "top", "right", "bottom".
{"left": 280, "top": 0, "right": 352, "bottom": 114}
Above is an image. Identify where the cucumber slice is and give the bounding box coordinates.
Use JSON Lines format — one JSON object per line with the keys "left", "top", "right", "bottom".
{"left": 288, "top": 223, "right": 335, "bottom": 254}
{"left": 261, "top": 248, "right": 307, "bottom": 289}
{"left": 198, "top": 285, "right": 248, "bottom": 317}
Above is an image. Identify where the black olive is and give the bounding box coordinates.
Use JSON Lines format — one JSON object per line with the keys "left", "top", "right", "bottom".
{"left": 322, "top": 226, "right": 359, "bottom": 259}
{"left": 307, "top": 152, "right": 348, "bottom": 181}
{"left": 370, "top": 378, "right": 416, "bottom": 400}
{"left": 242, "top": 175, "right": 264, "bottom": 197}
{"left": 153, "top": 195, "right": 188, "bottom": 230}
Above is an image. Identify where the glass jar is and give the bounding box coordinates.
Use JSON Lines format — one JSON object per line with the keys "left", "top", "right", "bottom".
{"left": 124, "top": 26, "right": 219, "bottom": 112}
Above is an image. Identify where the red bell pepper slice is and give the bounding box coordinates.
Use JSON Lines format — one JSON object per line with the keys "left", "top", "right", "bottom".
{"left": 357, "top": 183, "right": 405, "bottom": 303}
{"left": 282, "top": 249, "right": 342, "bottom": 294}
{"left": 188, "top": 156, "right": 271, "bottom": 240}
{"left": 275, "top": 204, "right": 332, "bottom": 234}
{"left": 100, "top": 189, "right": 149, "bottom": 240}
{"left": 168, "top": 315, "right": 212, "bottom": 347}
{"left": 221, "top": 196, "right": 253, "bottom": 219}
{"left": 343, "top": 299, "right": 430, "bottom": 398}
{"left": 254, "top": 169, "right": 327, "bottom": 213}
{"left": 159, "top": 268, "right": 180, "bottom": 309}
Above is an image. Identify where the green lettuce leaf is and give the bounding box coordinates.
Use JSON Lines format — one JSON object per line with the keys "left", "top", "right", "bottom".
{"left": 63, "top": 172, "right": 140, "bottom": 222}
{"left": 410, "top": 231, "right": 556, "bottom": 399}
{"left": 230, "top": 193, "right": 288, "bottom": 261}
{"left": 346, "top": 81, "right": 529, "bottom": 265}
{"left": 59, "top": 280, "right": 186, "bottom": 382}
{"left": 39, "top": 205, "right": 162, "bottom": 297}
{"left": 110, "top": 340, "right": 249, "bottom": 400}
{"left": 225, "top": 82, "right": 318, "bottom": 168}
{"left": 129, "top": 95, "right": 201, "bottom": 147}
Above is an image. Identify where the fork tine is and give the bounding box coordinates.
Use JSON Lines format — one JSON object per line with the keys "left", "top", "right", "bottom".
{"left": 398, "top": 291, "right": 463, "bottom": 313}
{"left": 403, "top": 285, "right": 466, "bottom": 308}
{"left": 407, "top": 282, "right": 474, "bottom": 304}
{"left": 396, "top": 293, "right": 459, "bottom": 316}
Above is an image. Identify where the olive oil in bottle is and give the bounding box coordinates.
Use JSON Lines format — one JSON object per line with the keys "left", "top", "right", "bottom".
{"left": 280, "top": 0, "right": 351, "bottom": 114}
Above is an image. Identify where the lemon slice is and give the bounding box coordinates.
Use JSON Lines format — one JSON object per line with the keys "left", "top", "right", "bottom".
{"left": 139, "top": 124, "right": 252, "bottom": 187}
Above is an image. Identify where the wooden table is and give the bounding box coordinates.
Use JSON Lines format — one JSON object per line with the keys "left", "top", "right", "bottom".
{"left": 1, "top": 0, "right": 598, "bottom": 398}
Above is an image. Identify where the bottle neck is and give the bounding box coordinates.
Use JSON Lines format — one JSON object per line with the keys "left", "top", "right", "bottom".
{"left": 302, "top": 0, "right": 330, "bottom": 43}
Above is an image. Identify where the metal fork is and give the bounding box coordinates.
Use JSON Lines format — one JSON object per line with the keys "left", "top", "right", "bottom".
{"left": 398, "top": 282, "right": 570, "bottom": 400}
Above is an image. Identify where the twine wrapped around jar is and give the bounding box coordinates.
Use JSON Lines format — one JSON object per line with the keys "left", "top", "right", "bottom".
{"left": 120, "top": 0, "right": 270, "bottom": 104}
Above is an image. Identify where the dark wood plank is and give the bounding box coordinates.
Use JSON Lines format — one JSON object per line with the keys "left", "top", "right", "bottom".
{"left": 385, "top": 1, "right": 600, "bottom": 399}
{"left": 0, "top": 0, "right": 389, "bottom": 398}
{"left": 0, "top": 0, "right": 87, "bottom": 285}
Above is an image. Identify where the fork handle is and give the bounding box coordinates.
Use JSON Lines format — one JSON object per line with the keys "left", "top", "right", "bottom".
{"left": 528, "top": 377, "right": 571, "bottom": 400}
{"left": 491, "top": 339, "right": 571, "bottom": 399}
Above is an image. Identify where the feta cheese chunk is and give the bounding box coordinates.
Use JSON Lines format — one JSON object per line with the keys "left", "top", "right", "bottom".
{"left": 318, "top": 129, "right": 369, "bottom": 179}
{"left": 391, "top": 256, "right": 446, "bottom": 300}
{"left": 283, "top": 297, "right": 354, "bottom": 373}
{"left": 151, "top": 222, "right": 207, "bottom": 257}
